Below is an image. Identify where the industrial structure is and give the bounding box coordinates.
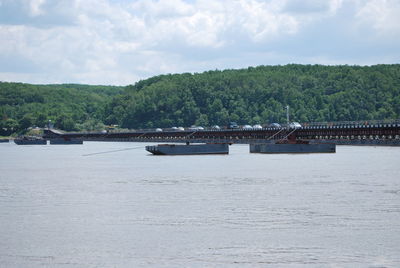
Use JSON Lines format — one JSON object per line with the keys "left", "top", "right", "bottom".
{"left": 43, "top": 120, "right": 400, "bottom": 146}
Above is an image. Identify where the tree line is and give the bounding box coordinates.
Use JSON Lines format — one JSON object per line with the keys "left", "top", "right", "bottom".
{"left": 0, "top": 82, "right": 123, "bottom": 135}
{"left": 1, "top": 64, "right": 399, "bottom": 135}
{"left": 104, "top": 64, "right": 400, "bottom": 129}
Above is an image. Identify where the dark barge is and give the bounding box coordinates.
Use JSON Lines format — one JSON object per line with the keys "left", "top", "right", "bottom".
{"left": 14, "top": 137, "right": 47, "bottom": 145}
{"left": 250, "top": 135, "right": 336, "bottom": 154}
{"left": 50, "top": 138, "right": 83, "bottom": 145}
{"left": 146, "top": 143, "right": 229, "bottom": 155}
{"left": 250, "top": 143, "right": 336, "bottom": 154}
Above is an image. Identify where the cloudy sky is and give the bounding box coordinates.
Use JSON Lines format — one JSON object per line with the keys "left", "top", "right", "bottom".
{"left": 0, "top": 0, "right": 399, "bottom": 85}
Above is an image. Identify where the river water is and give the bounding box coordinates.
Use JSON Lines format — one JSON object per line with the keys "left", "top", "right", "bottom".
{"left": 0, "top": 142, "right": 399, "bottom": 267}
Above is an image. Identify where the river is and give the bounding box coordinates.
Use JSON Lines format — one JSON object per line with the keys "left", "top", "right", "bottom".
{"left": 0, "top": 142, "right": 399, "bottom": 267}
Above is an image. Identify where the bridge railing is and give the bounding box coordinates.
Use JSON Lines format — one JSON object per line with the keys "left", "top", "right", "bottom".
{"left": 301, "top": 119, "right": 400, "bottom": 127}
{"left": 46, "top": 119, "right": 400, "bottom": 135}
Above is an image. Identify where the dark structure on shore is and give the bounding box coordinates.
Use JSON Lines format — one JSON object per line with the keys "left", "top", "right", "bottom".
{"left": 43, "top": 120, "right": 400, "bottom": 146}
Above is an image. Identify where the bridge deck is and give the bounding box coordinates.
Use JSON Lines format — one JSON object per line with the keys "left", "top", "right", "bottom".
{"left": 43, "top": 123, "right": 400, "bottom": 146}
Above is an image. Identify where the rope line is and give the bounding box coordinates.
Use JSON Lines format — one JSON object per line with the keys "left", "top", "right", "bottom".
{"left": 82, "top": 146, "right": 144, "bottom": 156}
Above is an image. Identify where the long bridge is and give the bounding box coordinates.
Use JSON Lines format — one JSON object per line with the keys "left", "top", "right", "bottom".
{"left": 44, "top": 120, "right": 400, "bottom": 146}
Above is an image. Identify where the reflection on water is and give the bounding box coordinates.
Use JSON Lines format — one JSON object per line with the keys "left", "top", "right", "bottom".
{"left": 0, "top": 142, "right": 399, "bottom": 267}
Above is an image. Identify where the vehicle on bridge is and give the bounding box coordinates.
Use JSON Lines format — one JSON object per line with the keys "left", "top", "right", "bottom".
{"left": 242, "top": 125, "right": 253, "bottom": 130}
{"left": 188, "top": 126, "right": 204, "bottom": 131}
{"left": 228, "top": 122, "right": 239, "bottom": 129}
{"left": 289, "top": 122, "right": 302, "bottom": 129}
{"left": 171, "top": 127, "right": 185, "bottom": 131}
{"left": 269, "top": 123, "right": 281, "bottom": 128}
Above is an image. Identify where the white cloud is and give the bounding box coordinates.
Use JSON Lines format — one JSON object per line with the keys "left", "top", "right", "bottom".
{"left": 356, "top": 0, "right": 400, "bottom": 38}
{"left": 29, "top": 0, "right": 46, "bottom": 16}
{"left": 130, "top": 0, "right": 195, "bottom": 18}
{"left": 0, "top": 0, "right": 399, "bottom": 85}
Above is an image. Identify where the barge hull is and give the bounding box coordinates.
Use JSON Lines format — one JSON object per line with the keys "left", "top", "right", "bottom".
{"left": 146, "top": 143, "right": 229, "bottom": 155}
{"left": 14, "top": 139, "right": 47, "bottom": 145}
{"left": 50, "top": 138, "right": 83, "bottom": 145}
{"left": 250, "top": 143, "right": 335, "bottom": 154}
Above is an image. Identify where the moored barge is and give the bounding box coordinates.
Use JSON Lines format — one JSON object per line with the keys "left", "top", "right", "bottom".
{"left": 146, "top": 143, "right": 229, "bottom": 155}
{"left": 14, "top": 137, "right": 47, "bottom": 145}
{"left": 250, "top": 136, "right": 335, "bottom": 154}
{"left": 50, "top": 138, "right": 83, "bottom": 145}
{"left": 250, "top": 143, "right": 336, "bottom": 154}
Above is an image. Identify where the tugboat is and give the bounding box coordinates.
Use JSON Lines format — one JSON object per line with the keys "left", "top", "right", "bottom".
{"left": 14, "top": 136, "right": 47, "bottom": 145}
{"left": 146, "top": 143, "right": 229, "bottom": 155}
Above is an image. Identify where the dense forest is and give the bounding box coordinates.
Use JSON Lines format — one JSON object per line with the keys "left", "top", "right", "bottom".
{"left": 0, "top": 83, "right": 123, "bottom": 135}
{"left": 104, "top": 64, "right": 400, "bottom": 129}
{"left": 1, "top": 64, "right": 399, "bottom": 135}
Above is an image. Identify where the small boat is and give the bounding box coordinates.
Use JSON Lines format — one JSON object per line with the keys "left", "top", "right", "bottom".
{"left": 50, "top": 138, "right": 83, "bottom": 145}
{"left": 146, "top": 143, "right": 229, "bottom": 155}
{"left": 0, "top": 139, "right": 9, "bottom": 143}
{"left": 14, "top": 136, "right": 47, "bottom": 145}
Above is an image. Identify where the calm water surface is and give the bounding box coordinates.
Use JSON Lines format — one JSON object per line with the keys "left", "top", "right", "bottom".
{"left": 0, "top": 142, "right": 399, "bottom": 267}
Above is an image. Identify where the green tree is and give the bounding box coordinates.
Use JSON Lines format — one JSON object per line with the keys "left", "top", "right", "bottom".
{"left": 19, "top": 114, "right": 34, "bottom": 131}
{"left": 56, "top": 115, "right": 77, "bottom": 131}
{"left": 0, "top": 118, "right": 19, "bottom": 136}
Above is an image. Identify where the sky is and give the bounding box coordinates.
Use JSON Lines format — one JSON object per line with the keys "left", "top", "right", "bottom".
{"left": 0, "top": 0, "right": 399, "bottom": 85}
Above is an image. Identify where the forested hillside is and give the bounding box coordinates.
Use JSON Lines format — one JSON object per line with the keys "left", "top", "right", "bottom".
{"left": 105, "top": 64, "right": 400, "bottom": 128}
{"left": 0, "top": 83, "right": 123, "bottom": 135}
{"left": 1, "top": 64, "right": 399, "bottom": 135}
